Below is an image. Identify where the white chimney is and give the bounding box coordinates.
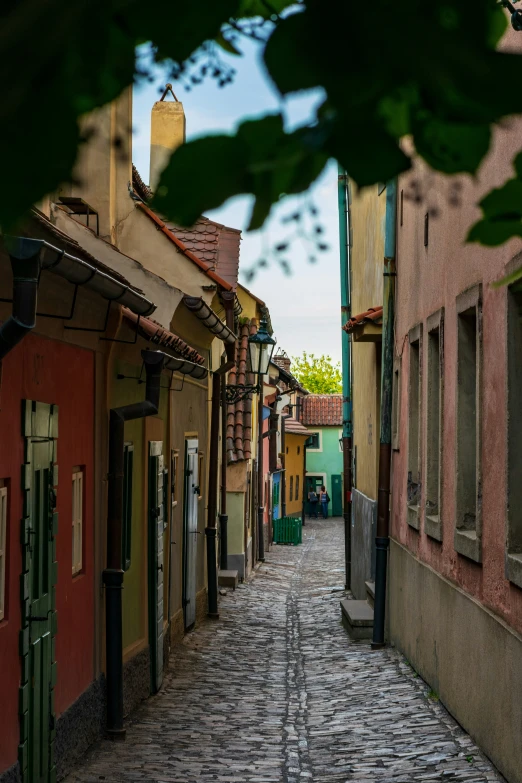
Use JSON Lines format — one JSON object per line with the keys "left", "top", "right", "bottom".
{"left": 149, "top": 84, "right": 186, "bottom": 191}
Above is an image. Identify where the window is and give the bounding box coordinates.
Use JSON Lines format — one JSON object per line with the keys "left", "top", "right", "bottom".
{"left": 508, "top": 284, "right": 522, "bottom": 587}
{"left": 455, "top": 286, "right": 482, "bottom": 563}
{"left": 72, "top": 468, "right": 84, "bottom": 575}
{"left": 0, "top": 483, "right": 7, "bottom": 620}
{"left": 307, "top": 431, "right": 322, "bottom": 452}
{"left": 425, "top": 311, "right": 444, "bottom": 541}
{"left": 198, "top": 452, "right": 204, "bottom": 500}
{"left": 171, "top": 449, "right": 179, "bottom": 508}
{"left": 407, "top": 325, "right": 422, "bottom": 530}
{"left": 286, "top": 446, "right": 289, "bottom": 454}
{"left": 392, "top": 357, "right": 401, "bottom": 451}
{"left": 297, "top": 445, "right": 300, "bottom": 455}
{"left": 295, "top": 475, "right": 300, "bottom": 502}
{"left": 289, "top": 476, "right": 294, "bottom": 502}
{"left": 122, "top": 443, "right": 134, "bottom": 571}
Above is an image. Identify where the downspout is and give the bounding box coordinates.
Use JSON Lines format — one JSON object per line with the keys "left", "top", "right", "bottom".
{"left": 0, "top": 238, "right": 41, "bottom": 361}
{"left": 337, "top": 166, "right": 353, "bottom": 590}
{"left": 372, "top": 179, "right": 397, "bottom": 649}
{"left": 219, "top": 294, "right": 236, "bottom": 572}
{"left": 281, "top": 415, "right": 287, "bottom": 518}
{"left": 104, "top": 349, "right": 165, "bottom": 739}
{"left": 206, "top": 369, "right": 221, "bottom": 618}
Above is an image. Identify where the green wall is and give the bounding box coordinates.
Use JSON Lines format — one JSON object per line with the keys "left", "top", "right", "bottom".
{"left": 305, "top": 426, "right": 343, "bottom": 495}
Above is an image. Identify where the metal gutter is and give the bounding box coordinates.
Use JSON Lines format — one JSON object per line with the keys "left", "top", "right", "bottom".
{"left": 337, "top": 166, "right": 354, "bottom": 590}
{"left": 3, "top": 235, "right": 156, "bottom": 317}
{"left": 0, "top": 239, "right": 40, "bottom": 361}
{"left": 183, "top": 296, "right": 236, "bottom": 344}
{"left": 372, "top": 179, "right": 398, "bottom": 649}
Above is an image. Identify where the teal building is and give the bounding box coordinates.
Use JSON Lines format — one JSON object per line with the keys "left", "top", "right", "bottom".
{"left": 301, "top": 395, "right": 343, "bottom": 517}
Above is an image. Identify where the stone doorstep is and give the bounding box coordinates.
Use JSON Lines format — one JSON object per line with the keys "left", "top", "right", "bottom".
{"left": 365, "top": 580, "right": 375, "bottom": 609}
{"left": 340, "top": 598, "right": 374, "bottom": 640}
{"left": 218, "top": 570, "right": 239, "bottom": 589}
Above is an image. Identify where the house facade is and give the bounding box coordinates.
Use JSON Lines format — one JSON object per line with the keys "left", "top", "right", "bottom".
{"left": 301, "top": 395, "right": 343, "bottom": 517}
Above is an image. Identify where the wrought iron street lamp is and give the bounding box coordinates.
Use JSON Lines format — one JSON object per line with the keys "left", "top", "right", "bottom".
{"left": 225, "top": 319, "right": 276, "bottom": 404}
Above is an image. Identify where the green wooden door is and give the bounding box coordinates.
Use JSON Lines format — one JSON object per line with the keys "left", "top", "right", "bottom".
{"left": 331, "top": 474, "right": 343, "bottom": 517}
{"left": 20, "top": 401, "right": 58, "bottom": 783}
{"left": 148, "top": 441, "right": 165, "bottom": 694}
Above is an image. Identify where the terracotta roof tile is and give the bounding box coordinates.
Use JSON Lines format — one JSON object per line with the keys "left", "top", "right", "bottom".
{"left": 343, "top": 306, "right": 383, "bottom": 333}
{"left": 284, "top": 417, "right": 310, "bottom": 436}
{"left": 301, "top": 395, "right": 343, "bottom": 426}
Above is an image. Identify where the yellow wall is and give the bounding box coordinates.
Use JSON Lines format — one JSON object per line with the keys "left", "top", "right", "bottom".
{"left": 285, "top": 433, "right": 307, "bottom": 516}
{"left": 350, "top": 183, "right": 386, "bottom": 500}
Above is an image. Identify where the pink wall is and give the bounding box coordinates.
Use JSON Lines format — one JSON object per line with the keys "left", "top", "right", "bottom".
{"left": 392, "top": 27, "right": 522, "bottom": 635}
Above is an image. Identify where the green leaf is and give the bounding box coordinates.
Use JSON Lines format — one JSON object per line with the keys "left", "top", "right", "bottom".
{"left": 479, "top": 178, "right": 522, "bottom": 219}
{"left": 513, "top": 151, "right": 522, "bottom": 180}
{"left": 236, "top": 0, "right": 296, "bottom": 18}
{"left": 492, "top": 264, "right": 522, "bottom": 289}
{"left": 215, "top": 32, "right": 242, "bottom": 56}
{"left": 467, "top": 218, "right": 522, "bottom": 246}
{"left": 413, "top": 117, "right": 491, "bottom": 175}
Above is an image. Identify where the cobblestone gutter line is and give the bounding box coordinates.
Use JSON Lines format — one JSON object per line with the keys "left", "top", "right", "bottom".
{"left": 65, "top": 519, "right": 505, "bottom": 783}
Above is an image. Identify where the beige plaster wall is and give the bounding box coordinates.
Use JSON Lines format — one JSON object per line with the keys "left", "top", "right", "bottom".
{"left": 350, "top": 183, "right": 385, "bottom": 499}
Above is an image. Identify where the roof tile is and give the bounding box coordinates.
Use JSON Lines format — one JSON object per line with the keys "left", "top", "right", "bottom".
{"left": 301, "top": 395, "right": 343, "bottom": 426}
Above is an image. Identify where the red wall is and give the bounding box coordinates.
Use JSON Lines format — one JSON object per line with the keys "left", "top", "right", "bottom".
{"left": 0, "top": 332, "right": 95, "bottom": 772}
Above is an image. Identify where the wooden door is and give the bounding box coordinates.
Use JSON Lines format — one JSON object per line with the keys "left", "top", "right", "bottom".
{"left": 20, "top": 401, "right": 58, "bottom": 783}
{"left": 183, "top": 439, "right": 199, "bottom": 629}
{"left": 148, "top": 441, "right": 165, "bottom": 693}
{"left": 331, "top": 474, "right": 343, "bottom": 517}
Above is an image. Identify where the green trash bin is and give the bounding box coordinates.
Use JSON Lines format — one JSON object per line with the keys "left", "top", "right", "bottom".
{"left": 273, "top": 516, "right": 302, "bottom": 545}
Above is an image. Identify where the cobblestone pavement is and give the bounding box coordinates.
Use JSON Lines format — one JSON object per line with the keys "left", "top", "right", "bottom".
{"left": 66, "top": 518, "right": 504, "bottom": 783}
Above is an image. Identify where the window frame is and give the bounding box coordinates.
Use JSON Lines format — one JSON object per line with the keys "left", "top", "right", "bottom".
{"left": 425, "top": 309, "right": 444, "bottom": 542}
{"left": 122, "top": 443, "right": 134, "bottom": 572}
{"left": 72, "top": 467, "right": 84, "bottom": 576}
{"left": 407, "top": 324, "right": 422, "bottom": 531}
{"left": 295, "top": 475, "right": 300, "bottom": 502}
{"left": 306, "top": 430, "right": 322, "bottom": 452}
{"left": 0, "top": 483, "right": 7, "bottom": 621}
{"left": 289, "top": 475, "right": 294, "bottom": 502}
{"left": 392, "top": 356, "right": 401, "bottom": 451}
{"left": 454, "top": 285, "right": 482, "bottom": 564}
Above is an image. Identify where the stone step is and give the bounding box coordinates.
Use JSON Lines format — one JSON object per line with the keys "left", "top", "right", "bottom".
{"left": 340, "top": 599, "right": 374, "bottom": 640}
{"left": 218, "top": 570, "right": 239, "bottom": 590}
{"left": 365, "top": 580, "right": 375, "bottom": 609}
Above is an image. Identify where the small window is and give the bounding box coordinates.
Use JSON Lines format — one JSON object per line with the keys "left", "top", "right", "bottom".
{"left": 297, "top": 445, "right": 300, "bottom": 455}
{"left": 407, "top": 326, "right": 422, "bottom": 530}
{"left": 122, "top": 443, "right": 134, "bottom": 571}
{"left": 295, "top": 475, "right": 300, "bottom": 502}
{"left": 425, "top": 310, "right": 444, "bottom": 541}
{"left": 289, "top": 476, "right": 294, "bottom": 502}
{"left": 0, "top": 483, "right": 7, "bottom": 620}
{"left": 455, "top": 286, "right": 482, "bottom": 563}
{"left": 392, "top": 357, "right": 401, "bottom": 451}
{"left": 171, "top": 449, "right": 179, "bottom": 508}
{"left": 72, "top": 468, "right": 84, "bottom": 576}
{"left": 198, "top": 452, "right": 204, "bottom": 500}
{"left": 307, "top": 432, "right": 322, "bottom": 451}
{"left": 286, "top": 446, "right": 289, "bottom": 454}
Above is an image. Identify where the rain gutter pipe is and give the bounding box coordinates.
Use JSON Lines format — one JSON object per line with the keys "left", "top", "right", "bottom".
{"left": 219, "top": 293, "right": 236, "bottom": 572}
{"left": 0, "top": 238, "right": 41, "bottom": 361}
{"left": 104, "top": 349, "right": 165, "bottom": 739}
{"left": 372, "top": 179, "right": 397, "bottom": 649}
{"left": 337, "top": 166, "right": 353, "bottom": 590}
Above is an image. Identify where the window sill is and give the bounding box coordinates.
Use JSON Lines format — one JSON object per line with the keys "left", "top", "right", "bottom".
{"left": 454, "top": 528, "right": 482, "bottom": 564}
{"left": 407, "top": 504, "right": 420, "bottom": 531}
{"left": 506, "top": 552, "right": 522, "bottom": 590}
{"left": 425, "top": 513, "right": 442, "bottom": 542}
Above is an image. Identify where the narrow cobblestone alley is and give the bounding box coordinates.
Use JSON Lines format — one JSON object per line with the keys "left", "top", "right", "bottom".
{"left": 66, "top": 519, "right": 504, "bottom": 783}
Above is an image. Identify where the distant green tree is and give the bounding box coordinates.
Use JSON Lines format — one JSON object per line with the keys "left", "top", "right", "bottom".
{"left": 291, "top": 352, "right": 342, "bottom": 394}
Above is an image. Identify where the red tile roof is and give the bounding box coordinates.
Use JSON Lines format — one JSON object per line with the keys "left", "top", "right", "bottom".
{"left": 173, "top": 217, "right": 241, "bottom": 289}
{"left": 227, "top": 320, "right": 256, "bottom": 464}
{"left": 284, "top": 417, "right": 310, "bottom": 436}
{"left": 343, "top": 306, "right": 383, "bottom": 333}
{"left": 122, "top": 308, "right": 205, "bottom": 365}
{"left": 301, "top": 395, "right": 343, "bottom": 426}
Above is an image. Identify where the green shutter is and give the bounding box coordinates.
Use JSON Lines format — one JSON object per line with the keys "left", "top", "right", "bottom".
{"left": 122, "top": 444, "right": 133, "bottom": 571}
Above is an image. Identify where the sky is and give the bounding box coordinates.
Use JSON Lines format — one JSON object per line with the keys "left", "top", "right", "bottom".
{"left": 132, "top": 41, "right": 342, "bottom": 365}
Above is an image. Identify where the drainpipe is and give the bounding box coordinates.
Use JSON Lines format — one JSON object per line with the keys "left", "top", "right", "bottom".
{"left": 219, "top": 295, "right": 236, "bottom": 572}
{"left": 372, "top": 179, "right": 397, "bottom": 649}
{"left": 104, "top": 349, "right": 165, "bottom": 739}
{"left": 281, "top": 415, "right": 287, "bottom": 518}
{"left": 257, "top": 392, "right": 265, "bottom": 561}
{"left": 302, "top": 436, "right": 307, "bottom": 527}
{"left": 0, "top": 238, "right": 41, "bottom": 361}
{"left": 338, "top": 166, "right": 353, "bottom": 590}
{"left": 206, "top": 370, "right": 221, "bottom": 618}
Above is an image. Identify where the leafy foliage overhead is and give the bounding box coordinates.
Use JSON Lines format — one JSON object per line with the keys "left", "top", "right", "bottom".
{"left": 291, "top": 353, "right": 342, "bottom": 395}
{"left": 2, "top": 0, "right": 522, "bottom": 247}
